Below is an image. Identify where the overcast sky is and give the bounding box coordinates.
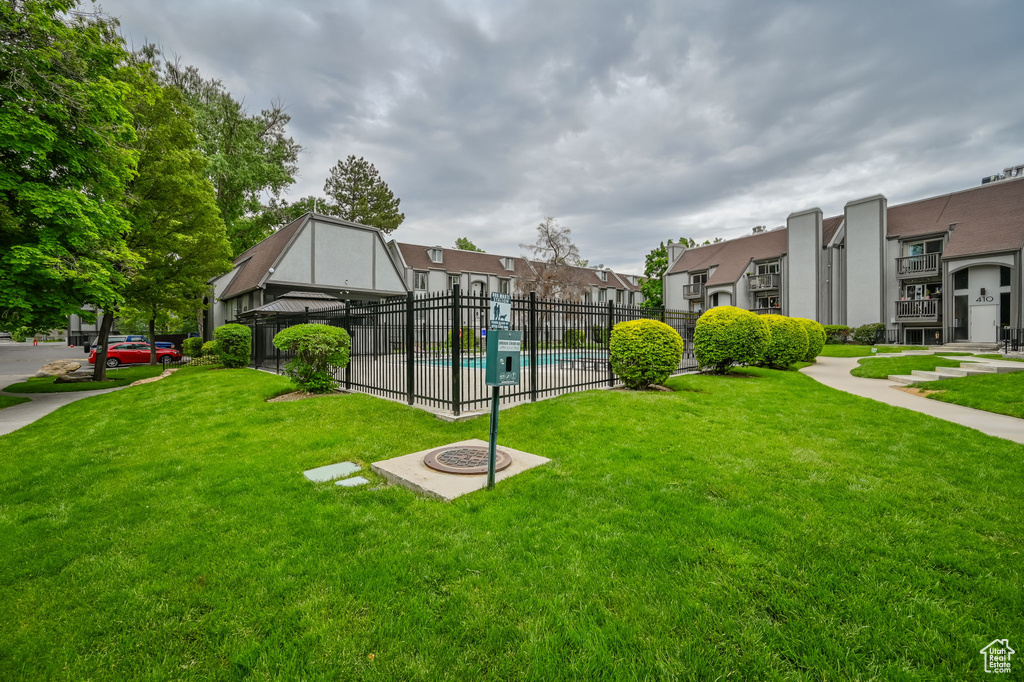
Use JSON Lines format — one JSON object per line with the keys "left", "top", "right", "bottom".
{"left": 98, "top": 0, "right": 1024, "bottom": 274}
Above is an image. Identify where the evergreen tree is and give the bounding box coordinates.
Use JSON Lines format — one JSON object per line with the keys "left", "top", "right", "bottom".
{"left": 323, "top": 156, "right": 405, "bottom": 232}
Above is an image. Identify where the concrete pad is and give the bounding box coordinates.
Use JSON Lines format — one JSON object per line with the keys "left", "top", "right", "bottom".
{"left": 335, "top": 476, "right": 370, "bottom": 487}
{"left": 371, "top": 438, "right": 550, "bottom": 502}
{"left": 303, "top": 461, "right": 360, "bottom": 482}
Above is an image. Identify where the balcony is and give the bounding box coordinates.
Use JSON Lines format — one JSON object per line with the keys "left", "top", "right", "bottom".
{"left": 748, "top": 273, "right": 780, "bottom": 291}
{"left": 895, "top": 298, "right": 940, "bottom": 323}
{"left": 682, "top": 283, "right": 704, "bottom": 299}
{"left": 751, "top": 307, "right": 781, "bottom": 315}
{"left": 896, "top": 253, "right": 940, "bottom": 279}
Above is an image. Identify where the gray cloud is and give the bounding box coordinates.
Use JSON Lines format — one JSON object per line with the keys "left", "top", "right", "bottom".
{"left": 100, "top": 0, "right": 1024, "bottom": 274}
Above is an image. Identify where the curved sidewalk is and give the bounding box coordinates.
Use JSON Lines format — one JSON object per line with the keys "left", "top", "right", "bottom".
{"left": 0, "top": 382, "right": 127, "bottom": 438}
{"left": 801, "top": 356, "right": 1024, "bottom": 445}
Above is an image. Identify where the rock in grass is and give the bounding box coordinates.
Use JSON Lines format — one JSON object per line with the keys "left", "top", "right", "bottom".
{"left": 35, "top": 361, "right": 81, "bottom": 378}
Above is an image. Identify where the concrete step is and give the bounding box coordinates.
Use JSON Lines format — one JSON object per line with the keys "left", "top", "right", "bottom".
{"left": 941, "top": 342, "right": 1003, "bottom": 351}
{"left": 932, "top": 366, "right": 993, "bottom": 378}
{"left": 991, "top": 364, "right": 1024, "bottom": 374}
{"left": 910, "top": 370, "right": 943, "bottom": 381}
{"left": 888, "top": 374, "right": 919, "bottom": 385}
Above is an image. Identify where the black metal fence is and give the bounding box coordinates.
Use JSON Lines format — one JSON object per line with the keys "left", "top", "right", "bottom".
{"left": 1004, "top": 328, "right": 1024, "bottom": 353}
{"left": 240, "top": 287, "right": 699, "bottom": 415}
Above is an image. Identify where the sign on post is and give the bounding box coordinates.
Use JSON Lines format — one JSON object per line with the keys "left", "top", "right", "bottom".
{"left": 489, "top": 292, "right": 511, "bottom": 331}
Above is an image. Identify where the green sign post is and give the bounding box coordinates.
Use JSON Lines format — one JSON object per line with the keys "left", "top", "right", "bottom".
{"left": 485, "top": 293, "right": 520, "bottom": 489}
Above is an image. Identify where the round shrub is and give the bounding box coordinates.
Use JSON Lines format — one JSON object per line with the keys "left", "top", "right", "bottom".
{"left": 272, "top": 324, "right": 351, "bottom": 394}
{"left": 200, "top": 340, "right": 219, "bottom": 357}
{"left": 758, "top": 315, "right": 809, "bottom": 369}
{"left": 795, "top": 318, "right": 826, "bottom": 361}
{"left": 214, "top": 323, "right": 252, "bottom": 369}
{"left": 693, "top": 306, "right": 769, "bottom": 374}
{"left": 852, "top": 322, "right": 885, "bottom": 345}
{"left": 562, "top": 329, "right": 586, "bottom": 348}
{"left": 591, "top": 325, "right": 609, "bottom": 345}
{"left": 609, "top": 319, "right": 685, "bottom": 389}
{"left": 182, "top": 336, "right": 204, "bottom": 358}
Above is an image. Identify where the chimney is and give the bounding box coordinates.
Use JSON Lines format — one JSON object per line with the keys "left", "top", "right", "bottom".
{"left": 666, "top": 242, "right": 687, "bottom": 266}
{"left": 752, "top": 225, "right": 767, "bottom": 234}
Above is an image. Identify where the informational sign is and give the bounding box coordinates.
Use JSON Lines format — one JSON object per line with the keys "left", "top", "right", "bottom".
{"left": 485, "top": 331, "right": 521, "bottom": 387}
{"left": 489, "top": 292, "right": 511, "bottom": 331}
{"left": 497, "top": 338, "right": 521, "bottom": 353}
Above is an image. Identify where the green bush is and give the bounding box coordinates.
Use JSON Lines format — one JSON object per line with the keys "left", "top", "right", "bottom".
{"left": 201, "top": 341, "right": 219, "bottom": 357}
{"left": 214, "top": 324, "right": 252, "bottom": 369}
{"left": 12, "top": 329, "right": 28, "bottom": 343}
{"left": 562, "top": 329, "right": 586, "bottom": 348}
{"left": 609, "top": 320, "right": 685, "bottom": 389}
{"left": 591, "top": 325, "right": 610, "bottom": 345}
{"left": 795, "top": 318, "right": 826, "bottom": 361}
{"left": 447, "top": 326, "right": 480, "bottom": 351}
{"left": 852, "top": 322, "right": 886, "bottom": 345}
{"left": 758, "top": 315, "right": 809, "bottom": 369}
{"left": 272, "top": 324, "right": 351, "bottom": 394}
{"left": 182, "top": 337, "right": 204, "bottom": 357}
{"left": 693, "top": 306, "right": 770, "bottom": 374}
{"left": 823, "top": 324, "right": 852, "bottom": 344}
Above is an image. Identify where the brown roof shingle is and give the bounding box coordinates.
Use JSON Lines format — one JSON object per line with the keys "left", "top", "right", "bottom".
{"left": 221, "top": 215, "right": 308, "bottom": 299}
{"left": 397, "top": 243, "right": 534, "bottom": 279}
{"left": 668, "top": 229, "right": 787, "bottom": 285}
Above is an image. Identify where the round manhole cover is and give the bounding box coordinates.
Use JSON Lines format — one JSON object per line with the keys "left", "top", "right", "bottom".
{"left": 423, "top": 446, "right": 513, "bottom": 475}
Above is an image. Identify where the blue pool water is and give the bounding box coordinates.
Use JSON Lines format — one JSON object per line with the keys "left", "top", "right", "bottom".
{"left": 426, "top": 351, "right": 607, "bottom": 369}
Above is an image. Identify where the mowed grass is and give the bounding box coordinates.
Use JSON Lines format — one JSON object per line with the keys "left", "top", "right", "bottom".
{"left": 851, "top": 354, "right": 977, "bottom": 379}
{"left": 0, "top": 395, "right": 31, "bottom": 409}
{"left": 912, "top": 371, "right": 1024, "bottom": 419}
{"left": 1, "top": 368, "right": 1022, "bottom": 680}
{"left": 3, "top": 365, "right": 164, "bottom": 393}
{"left": 818, "top": 344, "right": 928, "bottom": 357}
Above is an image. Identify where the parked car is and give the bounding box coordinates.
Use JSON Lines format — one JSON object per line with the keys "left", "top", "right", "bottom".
{"left": 0, "top": 330, "right": 11, "bottom": 340}
{"left": 88, "top": 342, "right": 182, "bottom": 368}
{"left": 91, "top": 335, "right": 174, "bottom": 350}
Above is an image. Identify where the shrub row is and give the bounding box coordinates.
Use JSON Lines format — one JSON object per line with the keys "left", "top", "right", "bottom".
{"left": 823, "top": 324, "right": 851, "bottom": 344}
{"left": 693, "top": 306, "right": 826, "bottom": 374}
{"left": 851, "top": 322, "right": 886, "bottom": 345}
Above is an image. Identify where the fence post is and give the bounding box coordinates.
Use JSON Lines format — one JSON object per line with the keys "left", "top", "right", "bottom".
{"left": 406, "top": 291, "right": 415, "bottom": 405}
{"left": 344, "top": 303, "right": 352, "bottom": 390}
{"left": 451, "top": 284, "right": 462, "bottom": 416}
{"left": 529, "top": 291, "right": 538, "bottom": 402}
{"left": 275, "top": 314, "right": 281, "bottom": 374}
{"left": 607, "top": 300, "right": 615, "bottom": 387}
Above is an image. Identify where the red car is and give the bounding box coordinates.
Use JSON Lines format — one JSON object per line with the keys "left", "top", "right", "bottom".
{"left": 88, "top": 342, "right": 182, "bottom": 368}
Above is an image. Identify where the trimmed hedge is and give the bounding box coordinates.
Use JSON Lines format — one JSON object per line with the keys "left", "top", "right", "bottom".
{"left": 447, "top": 326, "right": 480, "bottom": 350}
{"left": 693, "top": 306, "right": 770, "bottom": 374}
{"left": 591, "top": 325, "right": 610, "bottom": 345}
{"left": 182, "top": 337, "right": 204, "bottom": 358}
{"left": 273, "top": 324, "right": 351, "bottom": 393}
{"left": 214, "top": 324, "right": 252, "bottom": 369}
{"left": 562, "top": 329, "right": 586, "bottom": 348}
{"left": 852, "top": 322, "right": 886, "bottom": 345}
{"left": 795, "top": 318, "right": 826, "bottom": 361}
{"left": 200, "top": 341, "right": 219, "bottom": 357}
{"left": 823, "top": 324, "right": 852, "bottom": 344}
{"left": 609, "top": 319, "right": 685, "bottom": 389}
{"left": 759, "top": 314, "right": 809, "bottom": 369}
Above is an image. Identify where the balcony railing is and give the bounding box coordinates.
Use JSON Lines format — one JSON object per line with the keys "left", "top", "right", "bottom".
{"left": 896, "top": 253, "right": 940, "bottom": 278}
{"left": 682, "top": 283, "right": 704, "bottom": 298}
{"left": 895, "top": 298, "right": 940, "bottom": 322}
{"left": 750, "top": 307, "right": 781, "bottom": 315}
{"left": 748, "top": 273, "right": 780, "bottom": 291}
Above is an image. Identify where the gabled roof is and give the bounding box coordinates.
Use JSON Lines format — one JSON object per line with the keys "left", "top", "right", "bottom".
{"left": 396, "top": 243, "right": 534, "bottom": 279}
{"left": 614, "top": 272, "right": 642, "bottom": 291}
{"left": 667, "top": 229, "right": 788, "bottom": 285}
{"left": 822, "top": 215, "right": 844, "bottom": 244}
{"left": 887, "top": 176, "right": 1024, "bottom": 258}
{"left": 239, "top": 291, "right": 342, "bottom": 316}
{"left": 220, "top": 215, "right": 309, "bottom": 299}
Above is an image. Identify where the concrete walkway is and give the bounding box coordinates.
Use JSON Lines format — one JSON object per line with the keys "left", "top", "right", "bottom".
{"left": 0, "top": 340, "right": 126, "bottom": 438}
{"left": 801, "top": 355, "right": 1024, "bottom": 445}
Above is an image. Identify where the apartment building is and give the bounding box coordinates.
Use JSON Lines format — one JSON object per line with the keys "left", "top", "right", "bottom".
{"left": 664, "top": 175, "right": 1024, "bottom": 345}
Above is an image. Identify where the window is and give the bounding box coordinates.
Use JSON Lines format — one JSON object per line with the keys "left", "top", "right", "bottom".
{"left": 692, "top": 272, "right": 708, "bottom": 284}
{"left": 597, "top": 271, "right": 607, "bottom": 282}
{"left": 1001, "top": 266, "right": 1012, "bottom": 287}
{"left": 616, "top": 290, "right": 624, "bottom": 304}
{"left": 501, "top": 257, "right": 515, "bottom": 271}
{"left": 414, "top": 271, "right": 428, "bottom": 290}
{"left": 598, "top": 289, "right": 607, "bottom": 303}
{"left": 954, "top": 269, "right": 969, "bottom": 290}
{"left": 628, "top": 292, "right": 635, "bottom": 305}
{"left": 428, "top": 248, "right": 443, "bottom": 263}
{"left": 756, "top": 295, "right": 780, "bottom": 309}
{"left": 1001, "top": 292, "right": 1011, "bottom": 327}
{"left": 756, "top": 261, "right": 780, "bottom": 275}
{"left": 499, "top": 278, "right": 510, "bottom": 294}
{"left": 235, "top": 297, "right": 243, "bottom": 316}
{"left": 448, "top": 274, "right": 460, "bottom": 291}
{"left": 710, "top": 292, "right": 719, "bottom": 307}
{"left": 906, "top": 239, "right": 942, "bottom": 256}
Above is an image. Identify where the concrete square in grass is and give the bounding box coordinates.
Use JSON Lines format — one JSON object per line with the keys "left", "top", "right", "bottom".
{"left": 371, "top": 438, "right": 549, "bottom": 502}
{"left": 336, "top": 476, "right": 370, "bottom": 488}
{"left": 304, "top": 461, "right": 360, "bottom": 482}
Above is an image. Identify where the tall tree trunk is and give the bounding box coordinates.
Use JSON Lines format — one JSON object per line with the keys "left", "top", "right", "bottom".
{"left": 92, "top": 313, "right": 115, "bottom": 381}
{"left": 149, "top": 317, "right": 158, "bottom": 365}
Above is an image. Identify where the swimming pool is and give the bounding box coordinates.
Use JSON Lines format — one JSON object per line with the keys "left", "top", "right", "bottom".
{"left": 425, "top": 350, "right": 608, "bottom": 369}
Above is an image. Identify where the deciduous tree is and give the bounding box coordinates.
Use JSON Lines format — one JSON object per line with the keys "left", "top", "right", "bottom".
{"left": 454, "top": 237, "right": 483, "bottom": 252}
{"left": 519, "top": 217, "right": 589, "bottom": 300}
{"left": 641, "top": 237, "right": 697, "bottom": 308}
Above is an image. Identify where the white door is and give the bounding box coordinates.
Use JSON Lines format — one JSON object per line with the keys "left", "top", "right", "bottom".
{"left": 969, "top": 303, "right": 998, "bottom": 342}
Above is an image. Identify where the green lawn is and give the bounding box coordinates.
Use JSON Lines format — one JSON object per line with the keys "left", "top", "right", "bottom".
{"left": 0, "top": 367, "right": 1021, "bottom": 679}
{"left": 0, "top": 395, "right": 31, "bottom": 409}
{"left": 975, "top": 354, "right": 1024, "bottom": 362}
{"left": 851, "top": 354, "right": 976, "bottom": 379}
{"left": 912, "top": 371, "right": 1024, "bottom": 419}
{"left": 2, "top": 365, "right": 164, "bottom": 393}
{"left": 818, "top": 344, "right": 928, "bottom": 357}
